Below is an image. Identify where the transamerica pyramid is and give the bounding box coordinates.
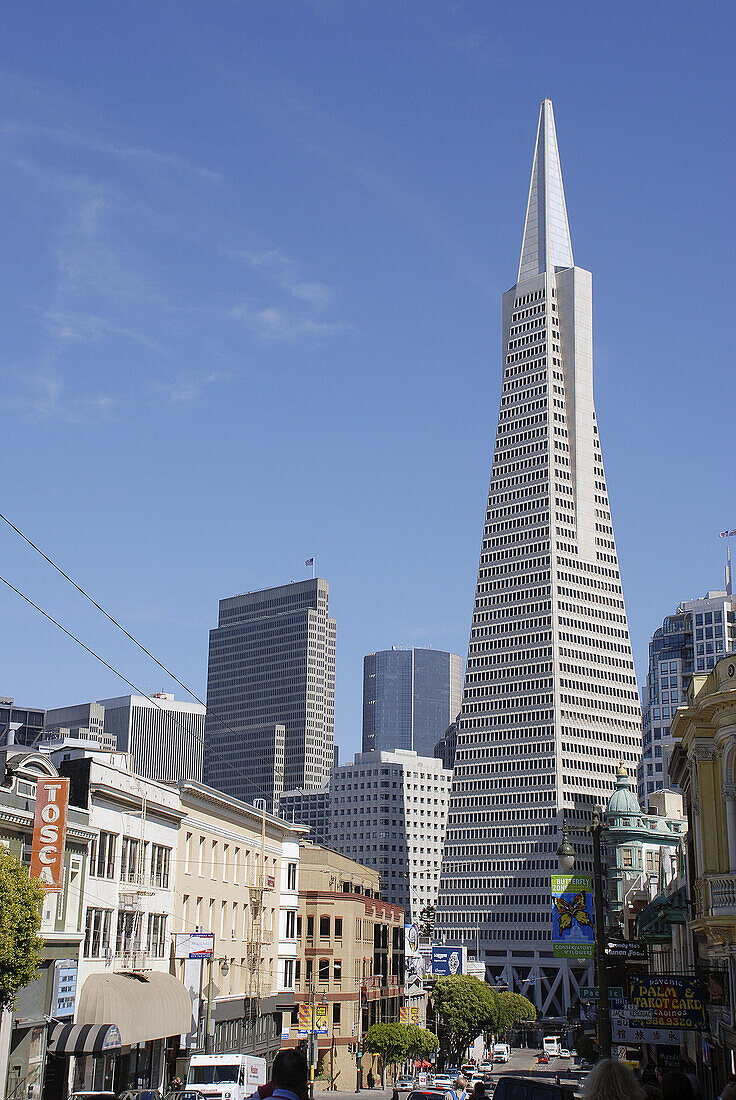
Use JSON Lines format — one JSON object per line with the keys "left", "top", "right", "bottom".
{"left": 435, "top": 100, "right": 642, "bottom": 1016}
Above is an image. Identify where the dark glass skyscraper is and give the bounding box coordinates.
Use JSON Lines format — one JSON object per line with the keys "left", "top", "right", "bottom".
{"left": 361, "top": 647, "right": 462, "bottom": 757}
{"left": 203, "top": 578, "right": 336, "bottom": 811}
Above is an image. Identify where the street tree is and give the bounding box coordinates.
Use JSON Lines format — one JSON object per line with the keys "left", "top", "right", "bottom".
{"left": 405, "top": 1026, "right": 440, "bottom": 1065}
{"left": 364, "top": 1022, "right": 410, "bottom": 1085}
{"left": 495, "top": 991, "right": 537, "bottom": 1034}
{"left": 432, "top": 976, "right": 499, "bottom": 1062}
{"left": 0, "top": 846, "right": 44, "bottom": 1011}
{"left": 417, "top": 904, "right": 436, "bottom": 939}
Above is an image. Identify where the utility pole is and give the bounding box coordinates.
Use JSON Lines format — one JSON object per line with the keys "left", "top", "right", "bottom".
{"left": 309, "top": 967, "right": 316, "bottom": 1100}
{"left": 591, "top": 811, "right": 612, "bottom": 1060}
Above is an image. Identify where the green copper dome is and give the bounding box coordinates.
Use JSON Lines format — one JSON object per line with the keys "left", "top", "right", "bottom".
{"left": 606, "top": 762, "right": 642, "bottom": 816}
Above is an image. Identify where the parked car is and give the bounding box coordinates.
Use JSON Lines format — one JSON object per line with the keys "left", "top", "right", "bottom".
{"left": 163, "top": 1092, "right": 207, "bottom": 1100}
{"left": 493, "top": 1078, "right": 576, "bottom": 1100}
{"left": 397, "top": 1078, "right": 415, "bottom": 1090}
{"left": 432, "top": 1076, "right": 455, "bottom": 1090}
{"left": 118, "top": 1091, "right": 162, "bottom": 1100}
{"left": 407, "top": 1091, "right": 448, "bottom": 1100}
{"left": 68, "top": 1092, "right": 116, "bottom": 1100}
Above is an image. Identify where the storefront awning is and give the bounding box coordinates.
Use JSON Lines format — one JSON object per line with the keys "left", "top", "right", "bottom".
{"left": 76, "top": 972, "right": 191, "bottom": 1047}
{"left": 48, "top": 1022, "right": 122, "bottom": 1055}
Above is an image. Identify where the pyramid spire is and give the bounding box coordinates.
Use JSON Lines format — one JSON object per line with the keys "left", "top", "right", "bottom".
{"left": 517, "top": 99, "right": 574, "bottom": 282}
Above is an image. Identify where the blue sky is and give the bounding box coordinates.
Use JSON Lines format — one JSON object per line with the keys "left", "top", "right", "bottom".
{"left": 1, "top": 1, "right": 734, "bottom": 760}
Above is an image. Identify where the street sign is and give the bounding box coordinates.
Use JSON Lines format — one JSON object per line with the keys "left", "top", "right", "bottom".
{"left": 606, "top": 940, "right": 648, "bottom": 961}
{"left": 175, "top": 931, "right": 215, "bottom": 959}
{"left": 581, "top": 986, "right": 623, "bottom": 1001}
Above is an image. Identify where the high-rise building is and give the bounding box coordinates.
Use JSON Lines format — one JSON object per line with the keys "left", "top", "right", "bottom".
{"left": 278, "top": 782, "right": 331, "bottom": 845}
{"left": 436, "top": 100, "right": 641, "bottom": 1015}
{"left": 0, "top": 697, "right": 45, "bottom": 747}
{"left": 362, "top": 647, "right": 462, "bottom": 757}
{"left": 44, "top": 701, "right": 116, "bottom": 751}
{"left": 99, "top": 693, "right": 205, "bottom": 783}
{"left": 203, "top": 579, "right": 336, "bottom": 812}
{"left": 329, "top": 749, "right": 452, "bottom": 922}
{"left": 638, "top": 587, "right": 736, "bottom": 802}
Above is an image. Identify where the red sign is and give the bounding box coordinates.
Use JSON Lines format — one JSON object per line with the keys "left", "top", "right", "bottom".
{"left": 30, "top": 778, "right": 70, "bottom": 892}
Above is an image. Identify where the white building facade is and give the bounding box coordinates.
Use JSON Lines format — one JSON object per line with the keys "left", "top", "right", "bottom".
{"left": 436, "top": 100, "right": 642, "bottom": 1016}
{"left": 329, "top": 749, "right": 451, "bottom": 922}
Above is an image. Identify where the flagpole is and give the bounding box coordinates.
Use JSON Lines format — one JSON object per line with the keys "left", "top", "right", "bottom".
{"left": 312, "top": 558, "right": 316, "bottom": 579}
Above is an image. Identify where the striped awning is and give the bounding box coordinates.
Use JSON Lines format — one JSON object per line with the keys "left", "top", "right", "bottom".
{"left": 48, "top": 1022, "right": 122, "bottom": 1055}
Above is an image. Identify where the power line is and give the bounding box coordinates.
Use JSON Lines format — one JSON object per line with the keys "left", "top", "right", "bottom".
{"left": 0, "top": 572, "right": 287, "bottom": 809}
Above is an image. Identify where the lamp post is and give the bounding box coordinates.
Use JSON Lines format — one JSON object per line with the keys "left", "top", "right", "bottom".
{"left": 556, "top": 814, "right": 612, "bottom": 1061}
{"left": 204, "top": 957, "right": 229, "bottom": 1054}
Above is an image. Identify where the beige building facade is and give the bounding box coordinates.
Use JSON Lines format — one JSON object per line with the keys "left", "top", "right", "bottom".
{"left": 174, "top": 781, "right": 306, "bottom": 1071}
{"left": 281, "top": 843, "right": 405, "bottom": 1089}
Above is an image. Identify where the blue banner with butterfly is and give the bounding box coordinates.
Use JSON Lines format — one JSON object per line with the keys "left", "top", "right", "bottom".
{"left": 550, "top": 873, "right": 595, "bottom": 958}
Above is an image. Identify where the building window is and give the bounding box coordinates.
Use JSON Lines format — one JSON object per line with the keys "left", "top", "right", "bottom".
{"left": 121, "top": 837, "right": 142, "bottom": 884}
{"left": 334, "top": 959, "right": 342, "bottom": 982}
{"left": 286, "top": 911, "right": 296, "bottom": 938}
{"left": 307, "top": 915, "right": 314, "bottom": 939}
{"left": 306, "top": 960, "right": 313, "bottom": 983}
{"left": 334, "top": 917, "right": 343, "bottom": 939}
{"left": 115, "top": 911, "right": 141, "bottom": 956}
{"left": 147, "top": 913, "right": 167, "bottom": 957}
{"left": 284, "top": 959, "right": 294, "bottom": 988}
{"left": 150, "top": 844, "right": 171, "bottom": 888}
{"left": 319, "top": 916, "right": 330, "bottom": 938}
{"left": 287, "top": 862, "right": 297, "bottom": 890}
{"left": 318, "top": 958, "right": 330, "bottom": 983}
{"left": 297, "top": 915, "right": 302, "bottom": 938}
{"left": 623, "top": 849, "right": 633, "bottom": 868}
{"left": 333, "top": 1003, "right": 341, "bottom": 1025}
{"left": 89, "top": 832, "right": 117, "bottom": 879}
{"left": 84, "top": 907, "right": 112, "bottom": 957}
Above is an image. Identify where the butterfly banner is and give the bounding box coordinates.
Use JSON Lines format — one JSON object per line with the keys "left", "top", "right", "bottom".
{"left": 550, "top": 873, "right": 595, "bottom": 958}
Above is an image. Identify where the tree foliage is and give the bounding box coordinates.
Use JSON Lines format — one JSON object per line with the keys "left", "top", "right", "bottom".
{"left": 417, "top": 904, "right": 436, "bottom": 939}
{"left": 405, "top": 1026, "right": 440, "bottom": 1062}
{"left": 432, "top": 976, "right": 499, "bottom": 1060}
{"left": 0, "top": 846, "right": 44, "bottom": 1011}
{"left": 364, "top": 1023, "right": 410, "bottom": 1080}
{"left": 495, "top": 991, "right": 537, "bottom": 1033}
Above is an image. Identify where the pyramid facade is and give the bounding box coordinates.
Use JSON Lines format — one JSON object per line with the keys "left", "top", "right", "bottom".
{"left": 436, "top": 101, "right": 641, "bottom": 1015}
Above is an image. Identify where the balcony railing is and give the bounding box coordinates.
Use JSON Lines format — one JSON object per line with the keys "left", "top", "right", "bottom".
{"left": 696, "top": 873, "right": 736, "bottom": 919}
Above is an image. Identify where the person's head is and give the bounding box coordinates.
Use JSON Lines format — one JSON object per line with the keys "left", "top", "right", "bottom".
{"left": 660, "top": 1073, "right": 694, "bottom": 1100}
{"left": 272, "top": 1050, "right": 308, "bottom": 1098}
{"left": 455, "top": 1078, "right": 467, "bottom": 1091}
{"left": 473, "top": 1084, "right": 487, "bottom": 1096}
{"left": 583, "top": 1059, "right": 645, "bottom": 1100}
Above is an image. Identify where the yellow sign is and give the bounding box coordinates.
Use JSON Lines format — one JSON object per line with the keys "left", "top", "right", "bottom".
{"left": 410, "top": 1007, "right": 420, "bottom": 1025}
{"left": 400, "top": 1007, "right": 410, "bottom": 1024}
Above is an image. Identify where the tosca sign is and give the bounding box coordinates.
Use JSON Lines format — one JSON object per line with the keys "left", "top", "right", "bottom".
{"left": 30, "top": 778, "right": 70, "bottom": 892}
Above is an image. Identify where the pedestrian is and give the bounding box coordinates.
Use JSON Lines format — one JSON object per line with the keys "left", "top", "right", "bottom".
{"left": 659, "top": 1073, "right": 694, "bottom": 1100}
{"left": 393, "top": 1087, "right": 400, "bottom": 1100}
{"left": 582, "top": 1059, "right": 645, "bottom": 1100}
{"left": 271, "top": 1050, "right": 309, "bottom": 1100}
{"left": 449, "top": 1076, "right": 468, "bottom": 1100}
{"left": 367, "top": 1070, "right": 375, "bottom": 1089}
{"left": 473, "top": 1082, "right": 488, "bottom": 1099}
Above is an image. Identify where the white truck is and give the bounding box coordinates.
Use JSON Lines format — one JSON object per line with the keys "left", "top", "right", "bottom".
{"left": 492, "top": 1043, "right": 510, "bottom": 1064}
{"left": 187, "top": 1053, "right": 267, "bottom": 1100}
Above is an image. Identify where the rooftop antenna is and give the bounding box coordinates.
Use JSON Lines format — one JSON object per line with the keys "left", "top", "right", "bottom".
{"left": 720, "top": 528, "right": 735, "bottom": 596}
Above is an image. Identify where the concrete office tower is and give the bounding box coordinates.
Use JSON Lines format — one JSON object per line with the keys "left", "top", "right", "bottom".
{"left": 436, "top": 100, "right": 641, "bottom": 1015}
{"left": 638, "top": 588, "right": 736, "bottom": 802}
{"left": 329, "top": 749, "right": 452, "bottom": 922}
{"left": 279, "top": 782, "right": 331, "bottom": 845}
{"left": 204, "top": 579, "right": 336, "bottom": 813}
{"left": 362, "top": 648, "right": 462, "bottom": 757}
{"left": 44, "top": 701, "right": 116, "bottom": 751}
{"left": 98, "top": 693, "right": 205, "bottom": 783}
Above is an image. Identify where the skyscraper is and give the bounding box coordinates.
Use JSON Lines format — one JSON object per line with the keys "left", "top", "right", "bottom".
{"left": 436, "top": 100, "right": 641, "bottom": 1015}
{"left": 329, "top": 748, "right": 452, "bottom": 922}
{"left": 638, "top": 587, "right": 736, "bottom": 802}
{"left": 99, "top": 692, "right": 205, "bottom": 782}
{"left": 362, "top": 647, "right": 462, "bottom": 756}
{"left": 203, "top": 578, "right": 336, "bottom": 811}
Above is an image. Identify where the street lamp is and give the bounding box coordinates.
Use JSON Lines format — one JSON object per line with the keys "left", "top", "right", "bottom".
{"left": 556, "top": 813, "right": 612, "bottom": 1061}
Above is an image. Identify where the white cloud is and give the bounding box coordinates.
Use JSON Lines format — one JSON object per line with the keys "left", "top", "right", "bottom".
{"left": 1, "top": 366, "right": 115, "bottom": 424}
{"left": 231, "top": 301, "right": 345, "bottom": 341}
{"left": 238, "top": 248, "right": 334, "bottom": 310}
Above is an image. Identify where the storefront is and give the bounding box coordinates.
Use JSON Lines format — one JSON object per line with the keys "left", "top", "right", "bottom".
{"left": 47, "top": 971, "right": 190, "bottom": 1096}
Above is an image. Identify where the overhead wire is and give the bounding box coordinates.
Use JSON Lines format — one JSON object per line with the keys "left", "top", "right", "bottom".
{"left": 0, "top": 572, "right": 288, "bottom": 810}
{"left": 0, "top": 509, "right": 290, "bottom": 806}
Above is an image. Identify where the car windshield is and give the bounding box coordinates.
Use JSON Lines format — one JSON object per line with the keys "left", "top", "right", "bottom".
{"left": 189, "top": 1066, "right": 240, "bottom": 1084}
